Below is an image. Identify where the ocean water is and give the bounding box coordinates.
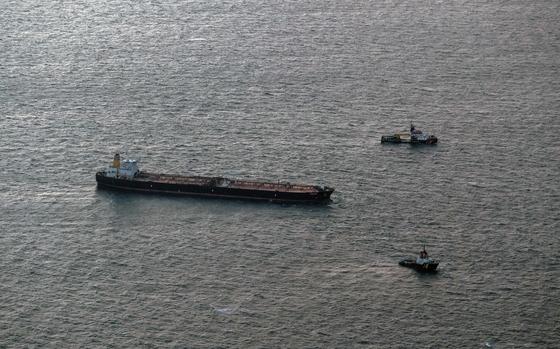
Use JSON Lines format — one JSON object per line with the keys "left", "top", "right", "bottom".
{"left": 1, "top": 0, "right": 559, "bottom": 347}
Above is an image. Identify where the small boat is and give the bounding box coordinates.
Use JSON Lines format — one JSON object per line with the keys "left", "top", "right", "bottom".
{"left": 381, "top": 124, "right": 438, "bottom": 145}
{"left": 399, "top": 247, "right": 439, "bottom": 272}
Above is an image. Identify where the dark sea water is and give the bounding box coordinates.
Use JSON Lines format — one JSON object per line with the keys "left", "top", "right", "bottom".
{"left": 1, "top": 0, "right": 559, "bottom": 347}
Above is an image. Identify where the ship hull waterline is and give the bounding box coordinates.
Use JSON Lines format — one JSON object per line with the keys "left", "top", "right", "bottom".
{"left": 96, "top": 173, "right": 333, "bottom": 204}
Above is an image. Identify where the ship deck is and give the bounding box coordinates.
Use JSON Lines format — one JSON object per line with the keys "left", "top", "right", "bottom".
{"left": 136, "top": 172, "right": 324, "bottom": 193}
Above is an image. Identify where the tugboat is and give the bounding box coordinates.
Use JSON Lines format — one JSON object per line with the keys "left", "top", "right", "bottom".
{"left": 96, "top": 154, "right": 334, "bottom": 204}
{"left": 399, "top": 247, "right": 439, "bottom": 272}
{"left": 381, "top": 124, "right": 438, "bottom": 145}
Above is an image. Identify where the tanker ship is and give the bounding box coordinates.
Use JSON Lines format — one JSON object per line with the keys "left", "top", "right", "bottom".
{"left": 96, "top": 154, "right": 334, "bottom": 203}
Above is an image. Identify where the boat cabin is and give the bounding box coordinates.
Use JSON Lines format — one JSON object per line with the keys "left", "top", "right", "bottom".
{"left": 104, "top": 154, "right": 139, "bottom": 178}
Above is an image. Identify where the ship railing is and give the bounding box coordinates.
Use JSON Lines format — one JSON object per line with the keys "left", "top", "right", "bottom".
{"left": 230, "top": 180, "right": 317, "bottom": 192}
{"left": 144, "top": 173, "right": 214, "bottom": 185}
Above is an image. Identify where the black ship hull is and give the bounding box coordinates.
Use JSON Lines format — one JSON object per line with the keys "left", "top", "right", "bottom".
{"left": 381, "top": 135, "right": 438, "bottom": 144}
{"left": 399, "top": 259, "right": 439, "bottom": 273}
{"left": 96, "top": 172, "right": 333, "bottom": 204}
